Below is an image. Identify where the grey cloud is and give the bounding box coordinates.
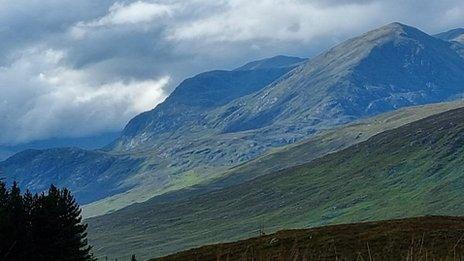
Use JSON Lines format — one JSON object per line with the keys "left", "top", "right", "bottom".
{"left": 0, "top": 0, "right": 113, "bottom": 64}
{"left": 0, "top": 0, "right": 463, "bottom": 145}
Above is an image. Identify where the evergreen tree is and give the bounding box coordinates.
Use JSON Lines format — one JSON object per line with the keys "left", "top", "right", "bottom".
{"left": 0, "top": 180, "right": 94, "bottom": 261}
{"left": 6, "top": 181, "right": 28, "bottom": 260}
{"left": 0, "top": 181, "right": 10, "bottom": 259}
{"left": 32, "top": 185, "right": 94, "bottom": 261}
{"left": 22, "top": 189, "right": 36, "bottom": 259}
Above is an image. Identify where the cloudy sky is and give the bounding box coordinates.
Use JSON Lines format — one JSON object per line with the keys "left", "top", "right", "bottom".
{"left": 0, "top": 0, "right": 463, "bottom": 146}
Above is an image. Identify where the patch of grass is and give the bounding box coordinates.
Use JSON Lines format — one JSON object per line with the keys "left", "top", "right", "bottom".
{"left": 152, "top": 216, "right": 464, "bottom": 261}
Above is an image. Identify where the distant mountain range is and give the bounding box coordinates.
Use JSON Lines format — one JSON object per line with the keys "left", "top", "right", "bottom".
{"left": 2, "top": 22, "right": 464, "bottom": 219}
{"left": 0, "top": 132, "right": 119, "bottom": 161}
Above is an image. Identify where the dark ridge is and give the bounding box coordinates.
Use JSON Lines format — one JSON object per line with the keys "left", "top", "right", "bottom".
{"left": 152, "top": 216, "right": 464, "bottom": 261}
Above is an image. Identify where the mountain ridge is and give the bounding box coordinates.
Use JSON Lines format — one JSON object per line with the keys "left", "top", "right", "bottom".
{"left": 209, "top": 23, "right": 464, "bottom": 134}
{"left": 0, "top": 56, "right": 304, "bottom": 205}
{"left": 435, "top": 27, "right": 464, "bottom": 43}
{"left": 3, "top": 22, "right": 464, "bottom": 217}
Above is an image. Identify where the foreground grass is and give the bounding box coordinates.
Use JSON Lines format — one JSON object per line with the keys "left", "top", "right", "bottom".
{"left": 152, "top": 216, "right": 464, "bottom": 261}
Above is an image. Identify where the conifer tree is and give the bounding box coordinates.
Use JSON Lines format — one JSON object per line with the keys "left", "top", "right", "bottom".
{"left": 0, "top": 181, "right": 10, "bottom": 259}
{"left": 6, "top": 181, "right": 28, "bottom": 259}
{"left": 32, "top": 185, "right": 94, "bottom": 260}
{"left": 0, "top": 180, "right": 94, "bottom": 261}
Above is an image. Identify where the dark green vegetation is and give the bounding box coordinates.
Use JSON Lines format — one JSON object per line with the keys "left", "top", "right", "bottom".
{"left": 89, "top": 107, "right": 464, "bottom": 259}
{"left": 0, "top": 181, "right": 94, "bottom": 260}
{"left": 152, "top": 216, "right": 464, "bottom": 261}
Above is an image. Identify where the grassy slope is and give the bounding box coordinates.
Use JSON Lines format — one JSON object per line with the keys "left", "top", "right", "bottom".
{"left": 152, "top": 216, "right": 464, "bottom": 261}
{"left": 88, "top": 106, "right": 464, "bottom": 260}
{"left": 84, "top": 100, "right": 464, "bottom": 217}
{"left": 219, "top": 100, "right": 464, "bottom": 186}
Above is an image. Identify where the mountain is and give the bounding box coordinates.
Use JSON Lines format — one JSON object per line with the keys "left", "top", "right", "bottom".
{"left": 206, "top": 100, "right": 464, "bottom": 191}
{"left": 84, "top": 22, "right": 464, "bottom": 214}
{"left": 112, "top": 55, "right": 305, "bottom": 151}
{"left": 0, "top": 148, "right": 14, "bottom": 162}
{"left": 435, "top": 28, "right": 464, "bottom": 57}
{"left": 0, "top": 56, "right": 304, "bottom": 205}
{"left": 435, "top": 28, "right": 464, "bottom": 43}
{"left": 112, "top": 22, "right": 464, "bottom": 181}
{"left": 88, "top": 106, "right": 464, "bottom": 260}
{"left": 81, "top": 100, "right": 464, "bottom": 217}
{"left": 209, "top": 23, "right": 464, "bottom": 135}
{"left": 4, "top": 23, "right": 464, "bottom": 216}
{"left": 0, "top": 132, "right": 119, "bottom": 161}
{"left": 117, "top": 23, "right": 464, "bottom": 152}
{"left": 152, "top": 216, "right": 464, "bottom": 261}
{"left": 1, "top": 148, "right": 141, "bottom": 203}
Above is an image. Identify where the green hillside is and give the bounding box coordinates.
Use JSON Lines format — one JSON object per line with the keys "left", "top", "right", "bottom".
{"left": 88, "top": 106, "right": 464, "bottom": 260}
{"left": 219, "top": 100, "right": 464, "bottom": 187}
{"left": 83, "top": 100, "right": 464, "bottom": 217}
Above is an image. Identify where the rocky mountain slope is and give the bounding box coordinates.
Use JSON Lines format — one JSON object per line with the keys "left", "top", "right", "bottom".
{"left": 3, "top": 22, "right": 464, "bottom": 215}
{"left": 84, "top": 23, "right": 464, "bottom": 214}
{"left": 435, "top": 28, "right": 464, "bottom": 43}
{"left": 112, "top": 55, "right": 305, "bottom": 151}
{"left": 88, "top": 106, "right": 464, "bottom": 260}
{"left": 81, "top": 100, "right": 464, "bottom": 217}
{"left": 208, "top": 23, "right": 464, "bottom": 135}
{"left": 0, "top": 56, "right": 304, "bottom": 205}
{"left": 435, "top": 27, "right": 464, "bottom": 57}
{"left": 1, "top": 148, "right": 141, "bottom": 203}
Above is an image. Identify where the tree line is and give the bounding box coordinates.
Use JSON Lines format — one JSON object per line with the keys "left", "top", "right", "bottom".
{"left": 0, "top": 180, "right": 95, "bottom": 260}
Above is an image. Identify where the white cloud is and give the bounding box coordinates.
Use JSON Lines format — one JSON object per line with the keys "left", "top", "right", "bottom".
{"left": 169, "top": 0, "right": 381, "bottom": 42}
{"left": 79, "top": 1, "right": 173, "bottom": 27}
{"left": 0, "top": 47, "right": 169, "bottom": 145}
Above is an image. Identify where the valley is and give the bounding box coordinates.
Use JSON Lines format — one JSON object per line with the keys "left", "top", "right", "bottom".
{"left": 89, "top": 106, "right": 464, "bottom": 259}
{"left": 1, "top": 22, "right": 464, "bottom": 260}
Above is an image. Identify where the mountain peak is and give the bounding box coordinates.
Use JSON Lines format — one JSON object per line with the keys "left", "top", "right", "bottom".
{"left": 383, "top": 22, "right": 410, "bottom": 30}
{"left": 215, "top": 22, "right": 464, "bottom": 134}
{"left": 358, "top": 22, "right": 429, "bottom": 42}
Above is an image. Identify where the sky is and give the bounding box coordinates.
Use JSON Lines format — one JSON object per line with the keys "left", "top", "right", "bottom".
{"left": 0, "top": 0, "right": 463, "bottom": 146}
